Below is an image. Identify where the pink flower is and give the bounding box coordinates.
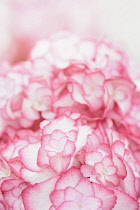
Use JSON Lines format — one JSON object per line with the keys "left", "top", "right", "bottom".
{"left": 94, "top": 156, "right": 119, "bottom": 186}
{"left": 22, "top": 176, "right": 58, "bottom": 210}
{"left": 0, "top": 31, "right": 139, "bottom": 209}
{"left": 71, "top": 71, "right": 105, "bottom": 111}
{"left": 38, "top": 115, "right": 91, "bottom": 173}
{"left": 50, "top": 167, "right": 105, "bottom": 210}
{"left": 1, "top": 179, "right": 29, "bottom": 210}
{"left": 105, "top": 77, "right": 135, "bottom": 115}
{"left": 50, "top": 167, "right": 137, "bottom": 210}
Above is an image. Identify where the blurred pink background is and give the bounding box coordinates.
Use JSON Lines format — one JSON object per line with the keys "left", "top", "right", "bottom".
{"left": 0, "top": 0, "right": 140, "bottom": 66}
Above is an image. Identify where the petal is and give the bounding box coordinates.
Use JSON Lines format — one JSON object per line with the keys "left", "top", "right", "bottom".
{"left": 57, "top": 201, "right": 78, "bottom": 210}
{"left": 65, "top": 187, "right": 83, "bottom": 205}
{"left": 53, "top": 94, "right": 74, "bottom": 111}
{"left": 75, "top": 178, "right": 94, "bottom": 197}
{"left": 85, "top": 152, "right": 103, "bottom": 166}
{"left": 120, "top": 162, "right": 137, "bottom": 199}
{"left": 75, "top": 126, "right": 92, "bottom": 153}
{"left": 94, "top": 162, "right": 104, "bottom": 174}
{"left": 22, "top": 176, "right": 59, "bottom": 210}
{"left": 37, "top": 147, "right": 49, "bottom": 167}
{"left": 66, "top": 130, "right": 78, "bottom": 143}
{"left": 22, "top": 99, "right": 39, "bottom": 120}
{"left": 93, "top": 183, "right": 117, "bottom": 210}
{"left": 50, "top": 190, "right": 64, "bottom": 208}
{"left": 42, "top": 115, "right": 75, "bottom": 134}
{"left": 80, "top": 164, "right": 93, "bottom": 178}
{"left": 105, "top": 174, "right": 120, "bottom": 187}
{"left": 106, "top": 165, "right": 117, "bottom": 175}
{"left": 102, "top": 156, "right": 113, "bottom": 168}
{"left": 21, "top": 167, "right": 56, "bottom": 184}
{"left": 63, "top": 141, "right": 76, "bottom": 156}
{"left": 84, "top": 196, "right": 102, "bottom": 210}
{"left": 113, "top": 189, "right": 138, "bottom": 210}
{"left": 55, "top": 167, "right": 82, "bottom": 190}
{"left": 49, "top": 155, "right": 71, "bottom": 173}
{"left": 112, "top": 154, "right": 127, "bottom": 179}
{"left": 19, "top": 142, "right": 42, "bottom": 172}
{"left": 71, "top": 82, "right": 86, "bottom": 104}
{"left": 111, "top": 140, "right": 125, "bottom": 157}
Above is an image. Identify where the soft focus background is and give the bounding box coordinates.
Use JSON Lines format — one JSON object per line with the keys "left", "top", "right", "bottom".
{"left": 0, "top": 0, "right": 140, "bottom": 67}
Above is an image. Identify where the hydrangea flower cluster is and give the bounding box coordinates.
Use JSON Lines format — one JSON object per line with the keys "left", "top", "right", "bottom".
{"left": 0, "top": 31, "right": 140, "bottom": 209}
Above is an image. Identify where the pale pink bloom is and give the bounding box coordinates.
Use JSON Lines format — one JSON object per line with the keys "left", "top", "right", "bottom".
{"left": 0, "top": 130, "right": 39, "bottom": 177}
{"left": 79, "top": 125, "right": 138, "bottom": 199}
{"left": 1, "top": 179, "right": 29, "bottom": 210}
{"left": 22, "top": 176, "right": 58, "bottom": 210}
{"left": 105, "top": 77, "right": 135, "bottom": 115}
{"left": 21, "top": 81, "right": 53, "bottom": 122}
{"left": 50, "top": 167, "right": 138, "bottom": 210}
{"left": 71, "top": 71, "right": 105, "bottom": 111}
{"left": 38, "top": 115, "right": 92, "bottom": 173}
{"left": 91, "top": 41, "right": 129, "bottom": 79}
{"left": 31, "top": 31, "right": 130, "bottom": 80}
{"left": 31, "top": 31, "right": 96, "bottom": 69}
{"left": 50, "top": 167, "right": 103, "bottom": 210}
{"left": 0, "top": 76, "right": 15, "bottom": 109}
{"left": 24, "top": 82, "right": 52, "bottom": 111}
{"left": 94, "top": 156, "right": 119, "bottom": 187}
{"left": 123, "top": 92, "right": 140, "bottom": 140}
{"left": 20, "top": 166, "right": 57, "bottom": 185}
{"left": 0, "top": 30, "right": 139, "bottom": 209}
{"left": 83, "top": 151, "right": 120, "bottom": 187}
{"left": 112, "top": 188, "right": 139, "bottom": 210}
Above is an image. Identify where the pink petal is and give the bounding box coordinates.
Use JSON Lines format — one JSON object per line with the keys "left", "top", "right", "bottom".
{"left": 65, "top": 187, "right": 83, "bottom": 205}
{"left": 71, "top": 82, "right": 86, "bottom": 104}
{"left": 57, "top": 201, "right": 78, "bottom": 210}
{"left": 50, "top": 190, "right": 64, "bottom": 208}
{"left": 83, "top": 196, "right": 102, "bottom": 210}
{"left": 55, "top": 167, "right": 82, "bottom": 190}
{"left": 93, "top": 183, "right": 117, "bottom": 210}
{"left": 49, "top": 155, "right": 71, "bottom": 173}
{"left": 19, "top": 142, "right": 43, "bottom": 172}
{"left": 49, "top": 206, "right": 56, "bottom": 210}
{"left": 22, "top": 176, "right": 59, "bottom": 210}
{"left": 120, "top": 162, "right": 137, "bottom": 199}
{"left": 112, "top": 154, "right": 127, "bottom": 179}
{"left": 66, "top": 130, "right": 78, "bottom": 142}
{"left": 102, "top": 156, "right": 113, "bottom": 167}
{"left": 21, "top": 167, "right": 56, "bottom": 184}
{"left": 94, "top": 162, "right": 104, "bottom": 174}
{"left": 75, "top": 125, "right": 92, "bottom": 153}
{"left": 105, "top": 174, "right": 120, "bottom": 187}
{"left": 9, "top": 158, "right": 21, "bottom": 177}
{"left": 12, "top": 199, "right": 25, "bottom": 210}
{"left": 106, "top": 165, "right": 117, "bottom": 175}
{"left": 51, "top": 130, "right": 67, "bottom": 141}
{"left": 111, "top": 140, "right": 125, "bottom": 157}
{"left": 87, "top": 72, "right": 105, "bottom": 87}
{"left": 53, "top": 94, "right": 74, "bottom": 110}
{"left": 21, "top": 99, "right": 39, "bottom": 120}
{"left": 85, "top": 152, "right": 103, "bottom": 166}
{"left": 75, "top": 178, "right": 94, "bottom": 197}
{"left": 37, "top": 147, "right": 49, "bottom": 167}
{"left": 62, "top": 141, "right": 76, "bottom": 156}
{"left": 113, "top": 188, "right": 138, "bottom": 210}
{"left": 86, "top": 133, "right": 101, "bottom": 152}
{"left": 80, "top": 164, "right": 93, "bottom": 179}
{"left": 42, "top": 115, "right": 75, "bottom": 134}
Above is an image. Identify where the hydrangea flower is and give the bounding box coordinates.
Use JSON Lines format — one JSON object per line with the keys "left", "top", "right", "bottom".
{"left": 0, "top": 31, "right": 139, "bottom": 209}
